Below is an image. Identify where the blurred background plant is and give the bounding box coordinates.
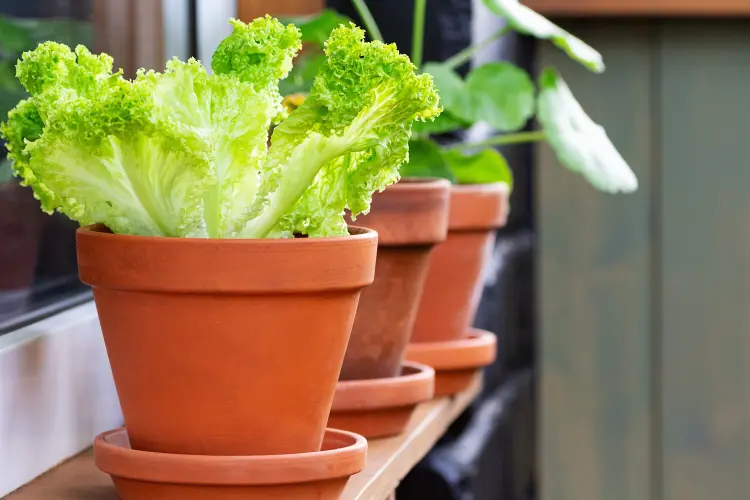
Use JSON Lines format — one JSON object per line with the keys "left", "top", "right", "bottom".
{"left": 282, "top": 0, "right": 637, "bottom": 194}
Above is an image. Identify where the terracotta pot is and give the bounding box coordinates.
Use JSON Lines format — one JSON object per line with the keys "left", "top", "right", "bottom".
{"left": 77, "top": 224, "right": 377, "bottom": 456}
{"left": 411, "top": 183, "right": 509, "bottom": 343}
{"left": 94, "top": 427, "right": 367, "bottom": 500}
{"left": 405, "top": 329, "right": 497, "bottom": 397}
{"left": 328, "top": 361, "right": 435, "bottom": 438}
{"left": 340, "top": 178, "right": 450, "bottom": 380}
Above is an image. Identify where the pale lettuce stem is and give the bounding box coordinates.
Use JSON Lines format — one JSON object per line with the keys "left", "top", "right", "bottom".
{"left": 351, "top": 0, "right": 384, "bottom": 42}
{"left": 443, "top": 130, "right": 546, "bottom": 150}
{"left": 411, "top": 0, "right": 427, "bottom": 70}
{"left": 443, "top": 26, "right": 512, "bottom": 70}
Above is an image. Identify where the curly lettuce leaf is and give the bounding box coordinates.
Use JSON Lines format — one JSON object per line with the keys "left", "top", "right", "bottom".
{"left": 0, "top": 98, "right": 43, "bottom": 187}
{"left": 17, "top": 69, "right": 212, "bottom": 236}
{"left": 16, "top": 42, "right": 119, "bottom": 115}
{"left": 211, "top": 16, "right": 301, "bottom": 89}
{"left": 241, "top": 24, "right": 441, "bottom": 238}
{"left": 138, "top": 58, "right": 279, "bottom": 237}
{"left": 1, "top": 43, "right": 120, "bottom": 196}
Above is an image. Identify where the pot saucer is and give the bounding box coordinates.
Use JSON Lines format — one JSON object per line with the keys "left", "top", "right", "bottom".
{"left": 329, "top": 361, "right": 435, "bottom": 439}
{"left": 94, "top": 427, "right": 367, "bottom": 500}
{"left": 405, "top": 329, "right": 497, "bottom": 397}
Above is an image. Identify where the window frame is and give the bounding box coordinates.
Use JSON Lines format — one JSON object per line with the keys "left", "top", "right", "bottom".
{"left": 0, "top": 0, "right": 195, "bottom": 495}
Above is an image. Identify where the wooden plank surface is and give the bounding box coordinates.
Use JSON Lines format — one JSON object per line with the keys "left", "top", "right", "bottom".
{"left": 523, "top": 0, "right": 750, "bottom": 17}
{"left": 343, "top": 375, "right": 481, "bottom": 499}
{"left": 537, "top": 21, "right": 655, "bottom": 500}
{"left": 658, "top": 21, "right": 750, "bottom": 500}
{"left": 6, "top": 375, "right": 480, "bottom": 500}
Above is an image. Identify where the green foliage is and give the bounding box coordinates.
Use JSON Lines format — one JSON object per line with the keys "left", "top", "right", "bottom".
{"left": 537, "top": 69, "right": 637, "bottom": 193}
{"left": 243, "top": 24, "right": 441, "bottom": 237}
{"left": 480, "top": 0, "right": 603, "bottom": 73}
{"left": 411, "top": 110, "right": 469, "bottom": 136}
{"left": 280, "top": 9, "right": 352, "bottom": 45}
{"left": 443, "top": 148, "right": 513, "bottom": 186}
{"left": 421, "top": 63, "right": 473, "bottom": 123}
{"left": 1, "top": 18, "right": 439, "bottom": 238}
{"left": 464, "top": 62, "right": 535, "bottom": 131}
{"left": 269, "top": 2, "right": 638, "bottom": 194}
{"left": 400, "top": 138, "right": 455, "bottom": 182}
{"left": 279, "top": 52, "right": 325, "bottom": 96}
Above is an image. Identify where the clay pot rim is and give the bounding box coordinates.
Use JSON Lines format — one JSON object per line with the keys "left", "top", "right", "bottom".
{"left": 332, "top": 361, "right": 435, "bottom": 411}
{"left": 448, "top": 182, "right": 509, "bottom": 231}
{"left": 346, "top": 177, "right": 451, "bottom": 246}
{"left": 77, "top": 223, "right": 378, "bottom": 293}
{"left": 394, "top": 176, "right": 453, "bottom": 189}
{"left": 94, "top": 427, "right": 367, "bottom": 486}
{"left": 451, "top": 182, "right": 510, "bottom": 194}
{"left": 78, "top": 223, "right": 375, "bottom": 244}
{"left": 406, "top": 329, "right": 497, "bottom": 371}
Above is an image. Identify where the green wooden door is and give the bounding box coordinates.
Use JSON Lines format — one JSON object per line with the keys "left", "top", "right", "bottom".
{"left": 537, "top": 19, "right": 750, "bottom": 500}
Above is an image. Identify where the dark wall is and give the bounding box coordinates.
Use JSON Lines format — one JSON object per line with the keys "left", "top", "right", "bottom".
{"left": 326, "top": 0, "right": 472, "bottom": 72}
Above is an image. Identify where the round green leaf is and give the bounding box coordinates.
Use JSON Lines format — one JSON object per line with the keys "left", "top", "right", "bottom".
{"left": 537, "top": 68, "right": 637, "bottom": 193}
{"left": 422, "top": 62, "right": 474, "bottom": 124}
{"left": 480, "top": 0, "right": 604, "bottom": 73}
{"left": 465, "top": 62, "right": 535, "bottom": 132}
{"left": 444, "top": 148, "right": 513, "bottom": 187}
{"left": 401, "top": 138, "right": 456, "bottom": 183}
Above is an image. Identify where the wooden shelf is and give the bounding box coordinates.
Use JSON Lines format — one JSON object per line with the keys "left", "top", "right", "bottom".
{"left": 6, "top": 375, "right": 481, "bottom": 500}
{"left": 522, "top": 0, "right": 750, "bottom": 17}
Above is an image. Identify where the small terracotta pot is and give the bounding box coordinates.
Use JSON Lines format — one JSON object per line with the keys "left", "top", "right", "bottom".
{"left": 340, "top": 178, "right": 450, "bottom": 380}
{"left": 328, "top": 361, "right": 435, "bottom": 439}
{"left": 411, "top": 183, "right": 509, "bottom": 343}
{"left": 405, "top": 329, "right": 497, "bottom": 397}
{"left": 94, "top": 427, "right": 367, "bottom": 500}
{"left": 77, "top": 224, "right": 377, "bottom": 456}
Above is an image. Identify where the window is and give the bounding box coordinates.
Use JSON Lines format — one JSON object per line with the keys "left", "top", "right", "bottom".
{"left": 0, "top": 2, "right": 201, "bottom": 495}
{"left": 0, "top": 0, "right": 199, "bottom": 333}
{"left": 0, "top": 2, "right": 94, "bottom": 333}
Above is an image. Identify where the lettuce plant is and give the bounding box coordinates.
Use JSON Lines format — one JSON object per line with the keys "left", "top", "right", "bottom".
{"left": 0, "top": 16, "right": 440, "bottom": 238}
{"left": 284, "top": 0, "right": 638, "bottom": 194}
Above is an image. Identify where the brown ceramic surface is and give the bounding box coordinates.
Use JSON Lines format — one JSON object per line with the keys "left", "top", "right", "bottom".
{"left": 77, "top": 224, "right": 377, "bottom": 456}
{"left": 340, "top": 178, "right": 450, "bottom": 380}
{"left": 94, "top": 427, "right": 367, "bottom": 500}
{"left": 411, "top": 183, "right": 509, "bottom": 343}
{"left": 405, "top": 329, "right": 497, "bottom": 397}
{"left": 328, "top": 361, "right": 435, "bottom": 438}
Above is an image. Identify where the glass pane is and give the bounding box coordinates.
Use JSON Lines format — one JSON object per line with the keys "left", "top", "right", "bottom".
{"left": 0, "top": 1, "right": 94, "bottom": 333}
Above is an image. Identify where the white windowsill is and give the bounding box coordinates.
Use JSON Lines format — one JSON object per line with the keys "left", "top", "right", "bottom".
{"left": 0, "top": 301, "right": 122, "bottom": 497}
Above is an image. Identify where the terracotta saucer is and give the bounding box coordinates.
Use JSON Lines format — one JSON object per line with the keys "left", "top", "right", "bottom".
{"left": 328, "top": 362, "right": 435, "bottom": 439}
{"left": 94, "top": 427, "right": 367, "bottom": 500}
{"left": 405, "top": 329, "right": 497, "bottom": 397}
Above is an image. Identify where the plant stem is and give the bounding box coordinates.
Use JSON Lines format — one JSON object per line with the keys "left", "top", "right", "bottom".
{"left": 351, "top": 0, "right": 383, "bottom": 42}
{"left": 443, "top": 130, "right": 546, "bottom": 150}
{"left": 411, "top": 0, "right": 427, "bottom": 70}
{"left": 443, "top": 26, "right": 511, "bottom": 70}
